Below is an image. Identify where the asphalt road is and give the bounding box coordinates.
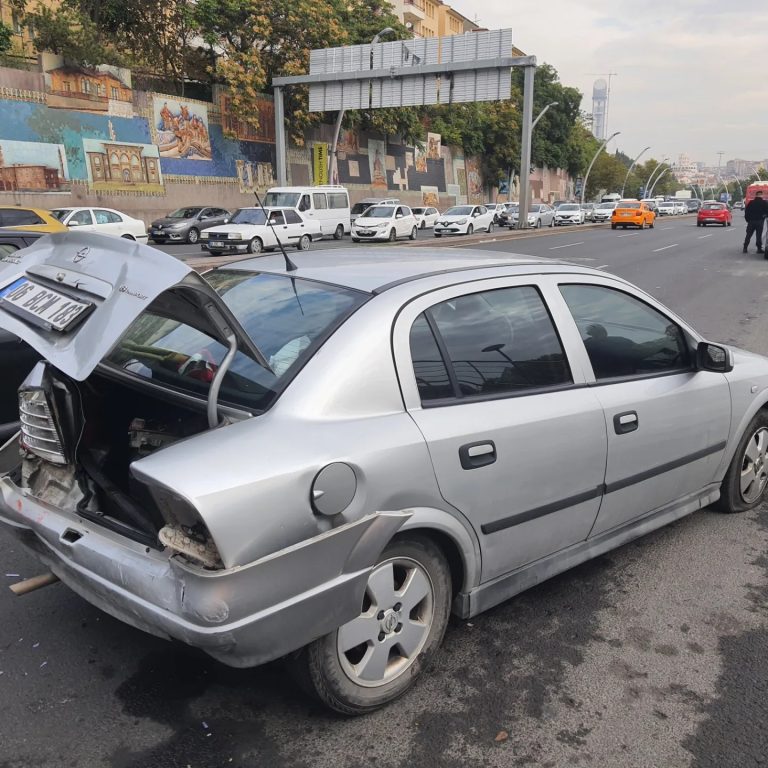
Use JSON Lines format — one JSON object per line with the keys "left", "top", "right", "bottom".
{"left": 2, "top": 214, "right": 768, "bottom": 768}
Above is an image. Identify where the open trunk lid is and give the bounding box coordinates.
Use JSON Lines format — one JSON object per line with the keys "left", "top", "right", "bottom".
{"left": 0, "top": 231, "right": 269, "bottom": 381}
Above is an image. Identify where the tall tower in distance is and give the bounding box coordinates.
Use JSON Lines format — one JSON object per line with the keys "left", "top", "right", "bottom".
{"left": 592, "top": 79, "right": 608, "bottom": 140}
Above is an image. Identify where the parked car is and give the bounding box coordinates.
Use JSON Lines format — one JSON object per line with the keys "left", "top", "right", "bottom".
{"left": 434, "top": 205, "right": 495, "bottom": 236}
{"left": 697, "top": 202, "right": 732, "bottom": 227}
{"left": 656, "top": 201, "right": 677, "bottom": 216}
{"left": 510, "top": 203, "right": 555, "bottom": 229}
{"left": 411, "top": 206, "right": 440, "bottom": 230}
{"left": 149, "top": 207, "right": 230, "bottom": 244}
{"left": 0, "top": 206, "right": 67, "bottom": 233}
{"left": 554, "top": 203, "right": 586, "bottom": 226}
{"left": 640, "top": 199, "right": 659, "bottom": 214}
{"left": 497, "top": 203, "right": 519, "bottom": 227}
{"left": 201, "top": 207, "right": 322, "bottom": 254}
{"left": 51, "top": 207, "right": 148, "bottom": 242}
{"left": 592, "top": 202, "right": 616, "bottom": 222}
{"left": 350, "top": 198, "right": 400, "bottom": 228}
{"left": 674, "top": 201, "right": 688, "bottom": 215}
{"left": 265, "top": 185, "right": 350, "bottom": 240}
{"left": 611, "top": 201, "right": 656, "bottom": 230}
{"left": 484, "top": 203, "right": 504, "bottom": 224}
{"left": 581, "top": 203, "right": 596, "bottom": 222}
{"left": 1, "top": 235, "right": 767, "bottom": 716}
{"left": 351, "top": 204, "right": 418, "bottom": 242}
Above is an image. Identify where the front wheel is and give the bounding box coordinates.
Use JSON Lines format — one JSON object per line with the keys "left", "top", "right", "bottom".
{"left": 297, "top": 234, "right": 311, "bottom": 250}
{"left": 409, "top": 226, "right": 417, "bottom": 241}
{"left": 434, "top": 233, "right": 442, "bottom": 238}
{"left": 716, "top": 412, "right": 768, "bottom": 513}
{"left": 187, "top": 228, "right": 200, "bottom": 244}
{"left": 388, "top": 228, "right": 397, "bottom": 242}
{"left": 535, "top": 219, "right": 542, "bottom": 229}
{"left": 467, "top": 224, "right": 474, "bottom": 236}
{"left": 333, "top": 224, "right": 344, "bottom": 240}
{"left": 290, "top": 535, "right": 452, "bottom": 715}
{"left": 247, "top": 237, "right": 263, "bottom": 254}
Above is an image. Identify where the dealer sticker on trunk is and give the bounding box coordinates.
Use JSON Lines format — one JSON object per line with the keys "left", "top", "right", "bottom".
{"left": 0, "top": 277, "right": 93, "bottom": 332}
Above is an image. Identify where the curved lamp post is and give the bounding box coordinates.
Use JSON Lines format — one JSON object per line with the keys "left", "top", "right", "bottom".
{"left": 620, "top": 145, "right": 651, "bottom": 198}
{"left": 327, "top": 27, "right": 396, "bottom": 183}
{"left": 647, "top": 167, "right": 670, "bottom": 198}
{"left": 580, "top": 131, "right": 620, "bottom": 205}
{"left": 644, "top": 157, "right": 669, "bottom": 198}
{"left": 751, "top": 164, "right": 765, "bottom": 181}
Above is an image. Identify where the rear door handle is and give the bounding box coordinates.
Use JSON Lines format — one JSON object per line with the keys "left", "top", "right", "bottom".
{"left": 459, "top": 440, "right": 497, "bottom": 469}
{"left": 613, "top": 411, "right": 639, "bottom": 434}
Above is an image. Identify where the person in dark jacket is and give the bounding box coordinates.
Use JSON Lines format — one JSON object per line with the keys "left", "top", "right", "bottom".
{"left": 743, "top": 191, "right": 768, "bottom": 255}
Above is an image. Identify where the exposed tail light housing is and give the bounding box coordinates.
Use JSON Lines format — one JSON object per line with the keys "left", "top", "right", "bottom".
{"left": 18, "top": 388, "right": 67, "bottom": 465}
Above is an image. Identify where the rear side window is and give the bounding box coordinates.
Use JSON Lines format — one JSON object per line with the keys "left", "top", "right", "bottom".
{"left": 560, "top": 284, "right": 691, "bottom": 380}
{"left": 410, "top": 287, "right": 572, "bottom": 403}
{"left": 95, "top": 209, "right": 122, "bottom": 224}
{"left": 313, "top": 193, "right": 327, "bottom": 210}
{"left": 328, "top": 193, "right": 348, "bottom": 209}
{"left": 409, "top": 315, "right": 453, "bottom": 401}
{"left": 0, "top": 209, "right": 44, "bottom": 226}
{"left": 284, "top": 210, "right": 301, "bottom": 224}
{"left": 0, "top": 243, "right": 20, "bottom": 257}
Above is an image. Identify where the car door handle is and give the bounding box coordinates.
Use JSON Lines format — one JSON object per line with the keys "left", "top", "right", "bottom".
{"left": 459, "top": 441, "right": 497, "bottom": 469}
{"left": 613, "top": 411, "right": 639, "bottom": 434}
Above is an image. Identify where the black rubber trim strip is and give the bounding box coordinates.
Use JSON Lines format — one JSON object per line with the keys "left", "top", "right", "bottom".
{"left": 481, "top": 485, "right": 603, "bottom": 535}
{"left": 481, "top": 441, "right": 727, "bottom": 536}
{"left": 604, "top": 440, "right": 727, "bottom": 495}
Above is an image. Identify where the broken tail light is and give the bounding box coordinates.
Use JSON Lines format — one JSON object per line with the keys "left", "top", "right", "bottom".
{"left": 18, "top": 388, "right": 67, "bottom": 465}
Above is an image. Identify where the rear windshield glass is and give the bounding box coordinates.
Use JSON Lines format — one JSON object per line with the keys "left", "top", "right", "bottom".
{"left": 264, "top": 192, "right": 300, "bottom": 207}
{"left": 597, "top": 203, "right": 615, "bottom": 209}
{"left": 702, "top": 203, "right": 724, "bottom": 210}
{"left": 103, "top": 271, "right": 368, "bottom": 412}
{"left": 619, "top": 202, "right": 641, "bottom": 209}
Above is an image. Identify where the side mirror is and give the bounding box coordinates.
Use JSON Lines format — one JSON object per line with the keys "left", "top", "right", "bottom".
{"left": 68, "top": 220, "right": 80, "bottom": 227}
{"left": 223, "top": 218, "right": 229, "bottom": 224}
{"left": 696, "top": 341, "right": 734, "bottom": 373}
{"left": 396, "top": 213, "right": 403, "bottom": 219}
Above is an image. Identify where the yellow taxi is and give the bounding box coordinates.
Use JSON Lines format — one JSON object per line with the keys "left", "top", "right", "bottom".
{"left": 610, "top": 200, "right": 656, "bottom": 230}
{"left": 0, "top": 206, "right": 68, "bottom": 233}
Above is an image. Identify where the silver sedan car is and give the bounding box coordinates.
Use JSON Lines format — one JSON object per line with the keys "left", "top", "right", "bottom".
{"left": 2, "top": 234, "right": 768, "bottom": 715}
{"left": 508, "top": 203, "right": 555, "bottom": 229}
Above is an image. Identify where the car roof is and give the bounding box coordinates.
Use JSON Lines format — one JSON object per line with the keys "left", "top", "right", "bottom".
{"left": 222, "top": 248, "right": 612, "bottom": 294}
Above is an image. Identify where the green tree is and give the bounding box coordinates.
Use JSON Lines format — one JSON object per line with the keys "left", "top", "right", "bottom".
{"left": 0, "top": 21, "right": 12, "bottom": 55}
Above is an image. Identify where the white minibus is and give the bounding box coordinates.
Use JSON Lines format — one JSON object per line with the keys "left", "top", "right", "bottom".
{"left": 264, "top": 186, "right": 351, "bottom": 239}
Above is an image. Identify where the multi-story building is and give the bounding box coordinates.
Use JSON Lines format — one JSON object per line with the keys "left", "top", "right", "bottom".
{"left": 390, "top": 0, "right": 479, "bottom": 38}
{"left": 725, "top": 158, "right": 768, "bottom": 178}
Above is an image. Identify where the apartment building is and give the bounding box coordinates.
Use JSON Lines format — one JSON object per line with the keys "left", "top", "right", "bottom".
{"left": 390, "top": 0, "right": 479, "bottom": 38}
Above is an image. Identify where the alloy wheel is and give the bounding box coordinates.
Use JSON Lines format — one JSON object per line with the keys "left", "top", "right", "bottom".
{"left": 740, "top": 427, "right": 768, "bottom": 503}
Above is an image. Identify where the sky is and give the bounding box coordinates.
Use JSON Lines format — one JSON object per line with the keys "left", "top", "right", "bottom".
{"left": 448, "top": 0, "right": 768, "bottom": 168}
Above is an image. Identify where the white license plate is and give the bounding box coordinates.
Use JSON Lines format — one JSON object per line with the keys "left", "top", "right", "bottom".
{"left": 0, "top": 277, "right": 92, "bottom": 332}
{"left": 210, "top": 241, "right": 224, "bottom": 248}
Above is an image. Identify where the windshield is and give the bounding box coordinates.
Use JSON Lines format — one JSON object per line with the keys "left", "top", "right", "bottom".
{"left": 360, "top": 206, "right": 394, "bottom": 218}
{"left": 702, "top": 203, "right": 724, "bottom": 210}
{"left": 264, "top": 192, "right": 300, "bottom": 207}
{"left": 529, "top": 205, "right": 543, "bottom": 212}
{"left": 444, "top": 206, "right": 473, "bottom": 216}
{"left": 559, "top": 204, "right": 580, "bottom": 211}
{"left": 230, "top": 209, "right": 267, "bottom": 225}
{"left": 597, "top": 203, "right": 615, "bottom": 209}
{"left": 168, "top": 208, "right": 202, "bottom": 219}
{"left": 104, "top": 271, "right": 368, "bottom": 412}
{"left": 50, "top": 209, "right": 70, "bottom": 221}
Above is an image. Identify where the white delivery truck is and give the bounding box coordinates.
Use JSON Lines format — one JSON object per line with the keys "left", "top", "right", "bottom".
{"left": 264, "top": 185, "right": 351, "bottom": 239}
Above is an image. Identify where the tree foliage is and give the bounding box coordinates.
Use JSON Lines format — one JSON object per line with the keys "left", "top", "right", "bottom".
{"left": 0, "top": 21, "right": 13, "bottom": 55}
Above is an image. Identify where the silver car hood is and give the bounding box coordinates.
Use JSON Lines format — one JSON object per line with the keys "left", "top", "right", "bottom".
{"left": 0, "top": 231, "right": 268, "bottom": 381}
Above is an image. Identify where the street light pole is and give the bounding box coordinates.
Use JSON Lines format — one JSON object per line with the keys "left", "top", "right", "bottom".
{"left": 580, "top": 131, "right": 620, "bottom": 206}
{"left": 644, "top": 157, "right": 669, "bottom": 198}
{"left": 531, "top": 101, "right": 558, "bottom": 131}
{"left": 647, "top": 167, "right": 669, "bottom": 198}
{"left": 620, "top": 145, "right": 651, "bottom": 198}
{"left": 327, "top": 27, "right": 396, "bottom": 183}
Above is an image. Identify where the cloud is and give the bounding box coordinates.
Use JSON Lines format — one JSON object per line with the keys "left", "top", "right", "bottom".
{"left": 446, "top": 1, "right": 768, "bottom": 165}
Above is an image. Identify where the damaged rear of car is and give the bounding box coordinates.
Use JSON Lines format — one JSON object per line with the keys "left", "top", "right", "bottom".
{"left": 0, "top": 232, "right": 408, "bottom": 673}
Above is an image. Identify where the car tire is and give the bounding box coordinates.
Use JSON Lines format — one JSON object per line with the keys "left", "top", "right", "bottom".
{"left": 611, "top": 224, "right": 617, "bottom": 230}
{"left": 297, "top": 234, "right": 311, "bottom": 250}
{"left": 650, "top": 220, "right": 655, "bottom": 229}
{"left": 420, "top": 221, "right": 426, "bottom": 229}
{"left": 290, "top": 534, "right": 452, "bottom": 715}
{"left": 716, "top": 411, "right": 768, "bottom": 513}
{"left": 334, "top": 224, "right": 344, "bottom": 240}
{"left": 727, "top": 221, "right": 732, "bottom": 227}
{"left": 409, "top": 226, "right": 417, "bottom": 241}
{"left": 248, "top": 237, "right": 263, "bottom": 254}
{"left": 697, "top": 222, "right": 701, "bottom": 227}
{"left": 535, "top": 219, "right": 541, "bottom": 229}
{"left": 467, "top": 224, "right": 474, "bottom": 236}
{"left": 640, "top": 221, "right": 646, "bottom": 230}
{"left": 187, "top": 228, "right": 200, "bottom": 244}
{"left": 549, "top": 218, "right": 554, "bottom": 227}
{"left": 352, "top": 237, "right": 360, "bottom": 243}
{"left": 388, "top": 228, "right": 397, "bottom": 242}
{"left": 487, "top": 222, "right": 494, "bottom": 234}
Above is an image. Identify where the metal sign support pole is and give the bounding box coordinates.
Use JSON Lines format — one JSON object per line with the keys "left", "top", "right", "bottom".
{"left": 274, "top": 86, "right": 288, "bottom": 186}
{"left": 517, "top": 64, "right": 535, "bottom": 229}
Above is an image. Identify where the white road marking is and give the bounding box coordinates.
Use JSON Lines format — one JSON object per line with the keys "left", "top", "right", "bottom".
{"left": 617, "top": 233, "right": 639, "bottom": 238}
{"left": 698, "top": 234, "right": 713, "bottom": 239}
{"left": 549, "top": 242, "right": 584, "bottom": 250}
{"left": 652, "top": 244, "right": 679, "bottom": 253}
{"left": 661, "top": 227, "right": 674, "bottom": 230}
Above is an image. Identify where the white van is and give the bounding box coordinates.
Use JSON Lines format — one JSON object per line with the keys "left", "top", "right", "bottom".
{"left": 264, "top": 186, "right": 350, "bottom": 239}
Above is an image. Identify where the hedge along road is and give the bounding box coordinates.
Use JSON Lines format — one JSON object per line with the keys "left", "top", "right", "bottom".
{"left": 1, "top": 213, "right": 767, "bottom": 768}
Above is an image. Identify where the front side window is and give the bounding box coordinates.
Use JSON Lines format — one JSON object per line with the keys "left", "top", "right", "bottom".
{"left": 560, "top": 284, "right": 691, "bottom": 380}
{"left": 70, "top": 210, "right": 94, "bottom": 225}
{"left": 104, "top": 271, "right": 368, "bottom": 411}
{"left": 410, "top": 286, "right": 572, "bottom": 402}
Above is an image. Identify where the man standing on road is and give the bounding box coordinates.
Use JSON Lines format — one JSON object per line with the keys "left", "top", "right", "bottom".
{"left": 743, "top": 191, "right": 768, "bottom": 255}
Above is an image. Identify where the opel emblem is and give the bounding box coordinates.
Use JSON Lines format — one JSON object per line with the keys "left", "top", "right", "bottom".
{"left": 73, "top": 247, "right": 90, "bottom": 263}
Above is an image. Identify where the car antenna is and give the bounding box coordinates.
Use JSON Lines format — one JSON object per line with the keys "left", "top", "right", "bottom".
{"left": 254, "top": 191, "right": 297, "bottom": 272}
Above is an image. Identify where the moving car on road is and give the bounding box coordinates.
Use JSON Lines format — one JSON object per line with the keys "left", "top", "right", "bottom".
{"left": 611, "top": 200, "right": 656, "bottom": 229}
{"left": 554, "top": 203, "right": 586, "bottom": 226}
{"left": 411, "top": 206, "right": 440, "bottom": 230}
{"left": 1, "top": 235, "right": 767, "bottom": 716}
{"left": 592, "top": 202, "right": 616, "bottom": 222}
{"left": 149, "top": 207, "right": 230, "bottom": 244}
{"left": 52, "top": 207, "right": 148, "bottom": 242}
{"left": 657, "top": 201, "right": 676, "bottom": 216}
{"left": 0, "top": 206, "right": 67, "bottom": 233}
{"left": 697, "top": 202, "right": 732, "bottom": 227}
{"left": 351, "top": 204, "right": 418, "bottom": 242}
{"left": 509, "top": 203, "right": 555, "bottom": 229}
{"left": 201, "top": 207, "right": 322, "bottom": 254}
{"left": 434, "top": 205, "right": 495, "bottom": 236}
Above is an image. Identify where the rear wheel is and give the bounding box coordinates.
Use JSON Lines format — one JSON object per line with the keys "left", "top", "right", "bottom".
{"left": 716, "top": 412, "right": 768, "bottom": 513}
{"left": 727, "top": 220, "right": 732, "bottom": 226}
{"left": 487, "top": 222, "right": 494, "bottom": 234}
{"left": 248, "top": 237, "right": 263, "bottom": 254}
{"left": 297, "top": 234, "right": 311, "bottom": 250}
{"left": 187, "top": 228, "right": 200, "bottom": 244}
{"left": 290, "top": 535, "right": 452, "bottom": 715}
{"left": 409, "top": 226, "right": 417, "bottom": 241}
{"left": 640, "top": 220, "right": 646, "bottom": 230}
{"left": 611, "top": 223, "right": 617, "bottom": 230}
{"left": 334, "top": 224, "right": 344, "bottom": 240}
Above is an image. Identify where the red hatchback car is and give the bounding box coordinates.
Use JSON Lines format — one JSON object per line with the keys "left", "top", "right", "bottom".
{"left": 697, "top": 202, "right": 732, "bottom": 227}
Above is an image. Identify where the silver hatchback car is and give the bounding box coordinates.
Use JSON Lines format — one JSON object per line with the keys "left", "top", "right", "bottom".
{"left": 2, "top": 234, "right": 768, "bottom": 715}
